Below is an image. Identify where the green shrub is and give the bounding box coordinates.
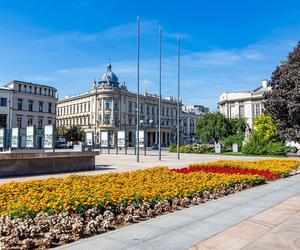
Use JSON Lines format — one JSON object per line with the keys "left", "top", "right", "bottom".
{"left": 221, "top": 132, "right": 245, "bottom": 152}
{"left": 242, "top": 132, "right": 287, "bottom": 156}
{"left": 169, "top": 144, "right": 214, "bottom": 154}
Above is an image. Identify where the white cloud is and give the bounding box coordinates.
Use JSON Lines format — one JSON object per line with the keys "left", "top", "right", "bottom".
{"left": 24, "top": 37, "right": 297, "bottom": 109}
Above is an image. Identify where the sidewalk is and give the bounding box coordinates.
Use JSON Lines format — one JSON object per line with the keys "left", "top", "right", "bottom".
{"left": 59, "top": 173, "right": 300, "bottom": 250}
{"left": 190, "top": 194, "right": 300, "bottom": 250}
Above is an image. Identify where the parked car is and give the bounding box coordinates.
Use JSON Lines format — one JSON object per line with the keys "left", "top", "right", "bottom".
{"left": 286, "top": 141, "right": 300, "bottom": 153}
{"left": 152, "top": 143, "right": 158, "bottom": 150}
{"left": 55, "top": 140, "right": 68, "bottom": 149}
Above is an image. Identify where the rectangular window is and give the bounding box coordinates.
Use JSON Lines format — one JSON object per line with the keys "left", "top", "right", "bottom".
{"left": 105, "top": 100, "right": 110, "bottom": 110}
{"left": 17, "top": 99, "right": 23, "bottom": 110}
{"left": 129, "top": 102, "right": 132, "bottom": 112}
{"left": 29, "top": 86, "right": 32, "bottom": 93}
{"left": 229, "top": 105, "right": 235, "bottom": 118}
{"left": 28, "top": 100, "right": 33, "bottom": 111}
{"left": 18, "top": 84, "right": 21, "bottom": 92}
{"left": 17, "top": 117, "right": 22, "bottom": 128}
{"left": 27, "top": 117, "right": 33, "bottom": 126}
{"left": 48, "top": 119, "right": 52, "bottom": 125}
{"left": 239, "top": 105, "right": 245, "bottom": 118}
{"left": 0, "top": 98, "right": 7, "bottom": 107}
{"left": 0, "top": 114, "right": 7, "bottom": 128}
{"left": 141, "top": 104, "right": 144, "bottom": 114}
{"left": 39, "top": 101, "right": 43, "bottom": 112}
{"left": 34, "top": 87, "right": 37, "bottom": 94}
{"left": 252, "top": 103, "right": 261, "bottom": 117}
{"left": 104, "top": 115, "right": 110, "bottom": 124}
{"left": 48, "top": 103, "right": 52, "bottom": 113}
{"left": 38, "top": 118, "right": 43, "bottom": 129}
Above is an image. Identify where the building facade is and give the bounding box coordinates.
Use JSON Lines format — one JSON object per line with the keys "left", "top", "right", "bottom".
{"left": 219, "top": 80, "right": 270, "bottom": 129}
{"left": 3, "top": 80, "right": 57, "bottom": 148}
{"left": 182, "top": 105, "right": 209, "bottom": 143}
{"left": 0, "top": 87, "right": 12, "bottom": 130}
{"left": 57, "top": 64, "right": 180, "bottom": 147}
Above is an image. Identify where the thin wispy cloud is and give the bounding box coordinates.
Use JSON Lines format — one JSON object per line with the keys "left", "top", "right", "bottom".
{"left": 0, "top": 3, "right": 299, "bottom": 110}
{"left": 20, "top": 37, "right": 298, "bottom": 109}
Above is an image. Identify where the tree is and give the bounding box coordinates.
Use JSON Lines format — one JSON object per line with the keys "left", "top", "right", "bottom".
{"left": 56, "top": 126, "right": 68, "bottom": 140}
{"left": 264, "top": 42, "right": 300, "bottom": 141}
{"left": 65, "top": 125, "right": 84, "bottom": 143}
{"left": 253, "top": 114, "right": 279, "bottom": 141}
{"left": 196, "top": 112, "right": 246, "bottom": 143}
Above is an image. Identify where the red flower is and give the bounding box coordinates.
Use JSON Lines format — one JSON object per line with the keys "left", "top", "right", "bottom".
{"left": 170, "top": 165, "right": 280, "bottom": 181}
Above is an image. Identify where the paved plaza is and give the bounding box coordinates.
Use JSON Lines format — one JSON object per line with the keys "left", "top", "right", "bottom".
{"left": 0, "top": 149, "right": 280, "bottom": 184}
{"left": 58, "top": 168, "right": 300, "bottom": 250}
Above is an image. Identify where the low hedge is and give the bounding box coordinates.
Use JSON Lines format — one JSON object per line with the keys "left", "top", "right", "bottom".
{"left": 169, "top": 144, "right": 214, "bottom": 154}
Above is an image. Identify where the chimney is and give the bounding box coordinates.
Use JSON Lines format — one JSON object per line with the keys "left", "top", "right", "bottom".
{"left": 261, "top": 79, "right": 268, "bottom": 88}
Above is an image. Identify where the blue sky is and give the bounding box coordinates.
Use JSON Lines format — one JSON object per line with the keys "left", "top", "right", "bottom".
{"left": 0, "top": 0, "right": 300, "bottom": 110}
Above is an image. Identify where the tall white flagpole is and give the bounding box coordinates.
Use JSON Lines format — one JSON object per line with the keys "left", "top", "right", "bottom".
{"left": 136, "top": 16, "right": 140, "bottom": 162}
{"left": 177, "top": 34, "right": 181, "bottom": 160}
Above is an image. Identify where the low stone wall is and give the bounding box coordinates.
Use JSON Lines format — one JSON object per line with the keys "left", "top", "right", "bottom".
{"left": 0, "top": 151, "right": 99, "bottom": 177}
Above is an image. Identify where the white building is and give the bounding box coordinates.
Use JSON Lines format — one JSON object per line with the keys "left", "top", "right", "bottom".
{"left": 3, "top": 80, "right": 58, "bottom": 148}
{"left": 219, "top": 80, "right": 271, "bottom": 129}
{"left": 57, "top": 64, "right": 180, "bottom": 147}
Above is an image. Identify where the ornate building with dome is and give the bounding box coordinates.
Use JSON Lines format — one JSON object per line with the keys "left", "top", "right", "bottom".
{"left": 56, "top": 64, "right": 183, "bottom": 147}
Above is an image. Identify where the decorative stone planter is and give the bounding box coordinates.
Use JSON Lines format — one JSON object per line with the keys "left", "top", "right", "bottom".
{"left": 0, "top": 151, "right": 99, "bottom": 177}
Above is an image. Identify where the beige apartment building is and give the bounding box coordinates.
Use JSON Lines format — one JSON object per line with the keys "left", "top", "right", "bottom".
{"left": 3, "top": 80, "right": 57, "bottom": 148}
{"left": 57, "top": 64, "right": 180, "bottom": 147}
{"left": 219, "top": 80, "right": 270, "bottom": 129}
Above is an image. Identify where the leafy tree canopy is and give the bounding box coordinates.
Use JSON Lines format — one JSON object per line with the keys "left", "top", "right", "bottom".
{"left": 264, "top": 42, "right": 300, "bottom": 141}
{"left": 196, "top": 112, "right": 246, "bottom": 143}
{"left": 57, "top": 125, "right": 84, "bottom": 143}
{"left": 56, "top": 126, "right": 68, "bottom": 140}
{"left": 253, "top": 114, "right": 279, "bottom": 142}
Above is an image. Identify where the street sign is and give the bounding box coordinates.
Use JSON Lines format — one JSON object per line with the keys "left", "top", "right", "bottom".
{"left": 101, "top": 131, "right": 108, "bottom": 147}
{"left": 86, "top": 132, "right": 93, "bottom": 146}
{"left": 0, "top": 128, "right": 4, "bottom": 148}
{"left": 117, "top": 131, "right": 125, "bottom": 147}
{"left": 11, "top": 127, "right": 19, "bottom": 148}
{"left": 136, "top": 130, "right": 144, "bottom": 147}
{"left": 26, "top": 126, "right": 35, "bottom": 148}
{"left": 44, "top": 125, "right": 54, "bottom": 149}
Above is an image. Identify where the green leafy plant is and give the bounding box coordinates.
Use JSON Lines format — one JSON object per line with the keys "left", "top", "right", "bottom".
{"left": 242, "top": 115, "right": 287, "bottom": 156}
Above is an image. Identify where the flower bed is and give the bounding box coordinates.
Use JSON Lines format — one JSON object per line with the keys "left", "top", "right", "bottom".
{"left": 171, "top": 166, "right": 280, "bottom": 180}
{"left": 0, "top": 159, "right": 298, "bottom": 249}
{"left": 189, "top": 159, "right": 300, "bottom": 176}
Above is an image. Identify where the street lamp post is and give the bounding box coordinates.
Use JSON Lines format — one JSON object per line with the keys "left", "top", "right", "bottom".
{"left": 136, "top": 16, "right": 140, "bottom": 162}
